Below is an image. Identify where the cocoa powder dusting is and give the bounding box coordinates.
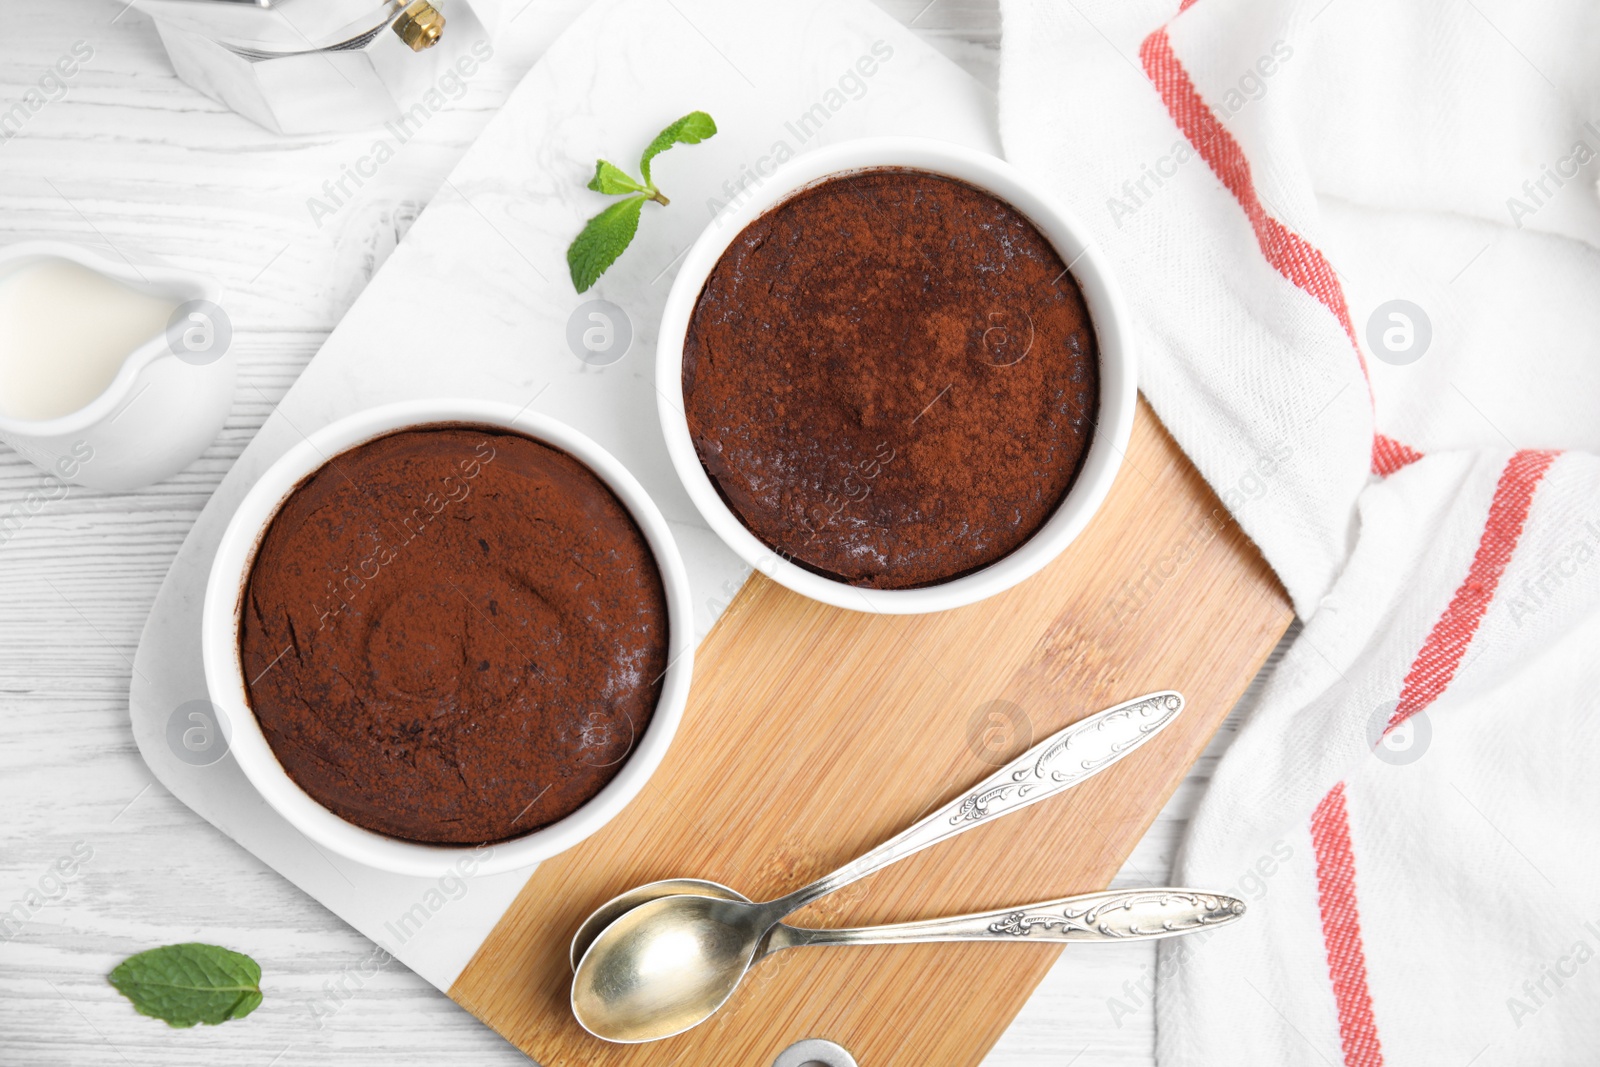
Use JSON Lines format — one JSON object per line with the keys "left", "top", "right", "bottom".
{"left": 239, "top": 427, "right": 668, "bottom": 846}
{"left": 683, "top": 168, "right": 1098, "bottom": 589}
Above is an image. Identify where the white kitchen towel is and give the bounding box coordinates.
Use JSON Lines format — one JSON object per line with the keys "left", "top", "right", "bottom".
{"left": 998, "top": 1, "right": 1600, "bottom": 1064}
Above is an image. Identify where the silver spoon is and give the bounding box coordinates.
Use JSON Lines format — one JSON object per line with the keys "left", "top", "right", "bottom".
{"left": 759, "top": 888, "right": 1244, "bottom": 955}
{"left": 573, "top": 885, "right": 1240, "bottom": 1044}
{"left": 570, "top": 691, "right": 1185, "bottom": 1042}
{"left": 569, "top": 690, "right": 1185, "bottom": 970}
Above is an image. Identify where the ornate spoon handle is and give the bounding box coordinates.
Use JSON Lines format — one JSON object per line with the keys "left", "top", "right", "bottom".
{"left": 770, "top": 691, "right": 1185, "bottom": 917}
{"left": 766, "top": 889, "right": 1243, "bottom": 953}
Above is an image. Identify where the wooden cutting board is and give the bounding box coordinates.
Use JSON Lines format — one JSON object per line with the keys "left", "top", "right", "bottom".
{"left": 450, "top": 398, "right": 1292, "bottom": 1066}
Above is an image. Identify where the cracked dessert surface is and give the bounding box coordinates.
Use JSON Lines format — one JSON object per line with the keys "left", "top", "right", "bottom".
{"left": 683, "top": 168, "right": 1099, "bottom": 589}
{"left": 239, "top": 426, "right": 668, "bottom": 845}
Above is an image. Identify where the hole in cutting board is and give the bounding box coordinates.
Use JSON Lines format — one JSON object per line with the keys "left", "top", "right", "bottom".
{"left": 772, "top": 1037, "right": 858, "bottom": 1067}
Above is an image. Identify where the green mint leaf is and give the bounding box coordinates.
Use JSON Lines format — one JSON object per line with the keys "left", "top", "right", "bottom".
{"left": 587, "top": 160, "right": 648, "bottom": 196}
{"left": 108, "top": 943, "right": 263, "bottom": 1028}
{"left": 638, "top": 110, "right": 717, "bottom": 185}
{"left": 567, "top": 195, "right": 646, "bottom": 293}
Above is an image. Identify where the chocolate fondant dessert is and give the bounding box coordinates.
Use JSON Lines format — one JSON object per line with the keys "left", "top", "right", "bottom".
{"left": 239, "top": 427, "right": 668, "bottom": 845}
{"left": 683, "top": 169, "right": 1099, "bottom": 589}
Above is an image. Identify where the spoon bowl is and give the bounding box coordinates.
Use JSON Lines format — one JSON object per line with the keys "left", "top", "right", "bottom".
{"left": 571, "top": 893, "right": 771, "bottom": 1043}
{"left": 569, "top": 878, "right": 746, "bottom": 970}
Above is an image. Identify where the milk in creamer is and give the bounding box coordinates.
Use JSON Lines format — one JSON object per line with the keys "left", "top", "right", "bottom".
{"left": 0, "top": 257, "right": 178, "bottom": 421}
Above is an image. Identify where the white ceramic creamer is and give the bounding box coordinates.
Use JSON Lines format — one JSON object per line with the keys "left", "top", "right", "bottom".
{"left": 0, "top": 242, "right": 235, "bottom": 491}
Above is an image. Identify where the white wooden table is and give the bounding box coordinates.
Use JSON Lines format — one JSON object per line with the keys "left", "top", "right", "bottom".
{"left": 0, "top": 3, "right": 1289, "bottom": 1063}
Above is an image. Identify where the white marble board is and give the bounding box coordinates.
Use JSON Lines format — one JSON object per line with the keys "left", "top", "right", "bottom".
{"left": 126, "top": 0, "right": 1000, "bottom": 996}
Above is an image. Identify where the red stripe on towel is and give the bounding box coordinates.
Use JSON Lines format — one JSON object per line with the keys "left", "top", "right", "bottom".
{"left": 1309, "top": 450, "right": 1556, "bottom": 1067}
{"left": 1371, "top": 434, "right": 1424, "bottom": 477}
{"left": 1138, "top": 24, "right": 1423, "bottom": 475}
{"left": 1137, "top": 31, "right": 1360, "bottom": 356}
{"left": 1388, "top": 450, "right": 1558, "bottom": 728}
{"left": 1310, "top": 783, "right": 1384, "bottom": 1067}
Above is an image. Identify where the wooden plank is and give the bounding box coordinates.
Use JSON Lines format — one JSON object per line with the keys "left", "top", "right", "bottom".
{"left": 449, "top": 398, "right": 1292, "bottom": 1066}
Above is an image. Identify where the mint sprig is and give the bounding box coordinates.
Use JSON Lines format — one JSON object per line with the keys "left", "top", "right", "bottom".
{"left": 568, "top": 196, "right": 646, "bottom": 294}
{"left": 639, "top": 110, "right": 717, "bottom": 186}
{"left": 567, "top": 110, "right": 717, "bottom": 293}
{"left": 587, "top": 160, "right": 650, "bottom": 198}
{"left": 108, "top": 943, "right": 263, "bottom": 1028}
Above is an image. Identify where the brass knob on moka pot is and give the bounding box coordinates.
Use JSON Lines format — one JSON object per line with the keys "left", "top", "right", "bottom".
{"left": 393, "top": 0, "right": 446, "bottom": 51}
{"left": 138, "top": 0, "right": 492, "bottom": 133}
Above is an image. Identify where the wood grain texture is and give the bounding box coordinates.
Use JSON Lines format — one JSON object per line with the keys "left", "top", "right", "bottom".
{"left": 450, "top": 400, "right": 1292, "bottom": 1066}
